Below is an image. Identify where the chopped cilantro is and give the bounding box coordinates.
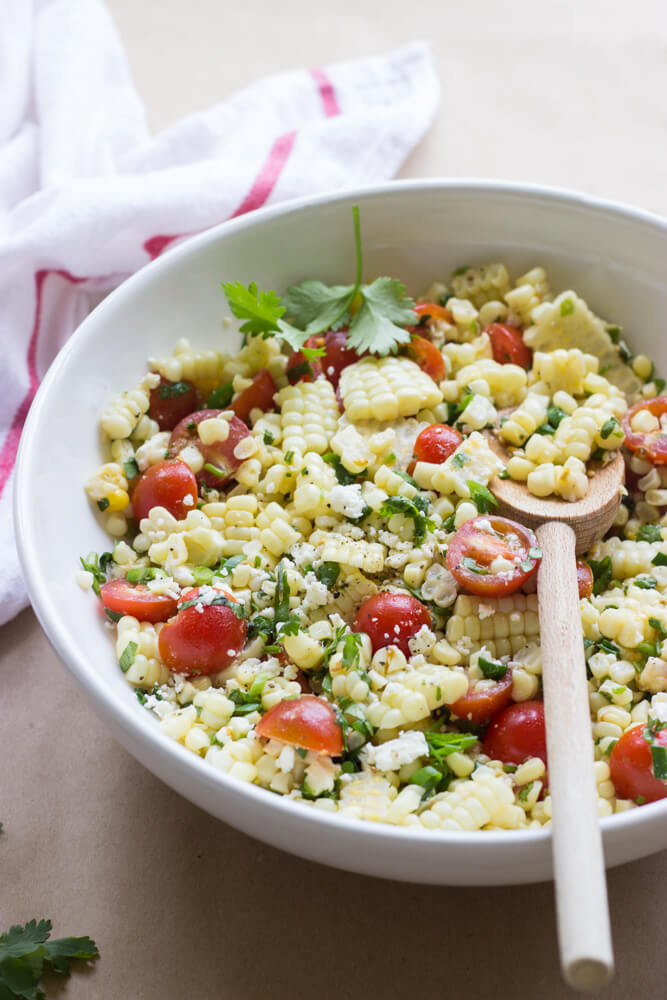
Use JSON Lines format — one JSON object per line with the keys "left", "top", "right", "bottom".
{"left": 323, "top": 451, "right": 361, "bottom": 486}
{"left": 447, "top": 393, "right": 473, "bottom": 425}
{"left": 654, "top": 378, "right": 666, "bottom": 395}
{"left": 560, "top": 298, "right": 575, "bottom": 317}
{"left": 96, "top": 497, "right": 110, "bottom": 511}
{"left": 263, "top": 429, "right": 275, "bottom": 446}
{"left": 286, "top": 359, "right": 312, "bottom": 381}
{"left": 341, "top": 633, "right": 362, "bottom": 670}
{"left": 518, "top": 782, "right": 534, "bottom": 802}
{"left": 478, "top": 656, "right": 507, "bottom": 680}
{"left": 451, "top": 451, "right": 468, "bottom": 469}
{"left": 607, "top": 326, "right": 621, "bottom": 345}
{"left": 157, "top": 380, "right": 191, "bottom": 399}
{"left": 634, "top": 575, "right": 657, "bottom": 590}
{"left": 206, "top": 381, "right": 234, "bottom": 408}
{"left": 651, "top": 552, "right": 667, "bottom": 566}
{"left": 79, "top": 551, "right": 113, "bottom": 591}
{"left": 636, "top": 524, "right": 663, "bottom": 543}
{"left": 125, "top": 566, "right": 165, "bottom": 584}
{"left": 104, "top": 607, "right": 123, "bottom": 624}
{"left": 461, "top": 556, "right": 488, "bottom": 575}
{"left": 284, "top": 450, "right": 294, "bottom": 465}
{"left": 467, "top": 481, "right": 498, "bottom": 514}
{"left": 119, "top": 641, "right": 138, "bottom": 673}
{"left": 203, "top": 461, "right": 225, "bottom": 478}
{"left": 316, "top": 562, "right": 340, "bottom": 590}
{"left": 645, "top": 719, "right": 667, "bottom": 780}
{"left": 600, "top": 417, "right": 622, "bottom": 440}
{"left": 378, "top": 494, "right": 435, "bottom": 544}
{"left": 587, "top": 556, "right": 612, "bottom": 595}
{"left": 649, "top": 617, "right": 667, "bottom": 642}
{"left": 123, "top": 457, "right": 140, "bottom": 480}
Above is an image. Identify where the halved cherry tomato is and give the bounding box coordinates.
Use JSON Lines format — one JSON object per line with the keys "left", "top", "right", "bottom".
{"left": 100, "top": 578, "right": 177, "bottom": 623}
{"left": 148, "top": 378, "right": 199, "bottom": 431}
{"left": 132, "top": 459, "right": 198, "bottom": 522}
{"left": 320, "top": 329, "right": 361, "bottom": 387}
{"left": 286, "top": 335, "right": 324, "bottom": 383}
{"left": 450, "top": 673, "right": 513, "bottom": 725}
{"left": 482, "top": 701, "right": 547, "bottom": 764}
{"left": 169, "top": 409, "right": 249, "bottom": 488}
{"left": 413, "top": 301, "right": 453, "bottom": 324}
{"left": 485, "top": 323, "right": 533, "bottom": 369}
{"left": 407, "top": 335, "right": 446, "bottom": 382}
{"left": 446, "top": 515, "right": 541, "bottom": 597}
{"left": 622, "top": 397, "right": 667, "bottom": 466}
{"left": 231, "top": 370, "right": 277, "bottom": 424}
{"left": 576, "top": 560, "right": 594, "bottom": 600}
{"left": 609, "top": 725, "right": 667, "bottom": 804}
{"left": 256, "top": 695, "right": 343, "bottom": 756}
{"left": 158, "top": 587, "right": 247, "bottom": 675}
{"left": 353, "top": 592, "right": 431, "bottom": 657}
{"left": 414, "top": 424, "right": 463, "bottom": 464}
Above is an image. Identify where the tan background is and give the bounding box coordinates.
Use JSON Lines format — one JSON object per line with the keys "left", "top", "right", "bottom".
{"left": 3, "top": 1, "right": 667, "bottom": 997}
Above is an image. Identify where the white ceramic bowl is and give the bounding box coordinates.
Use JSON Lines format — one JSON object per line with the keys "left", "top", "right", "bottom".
{"left": 15, "top": 180, "right": 667, "bottom": 885}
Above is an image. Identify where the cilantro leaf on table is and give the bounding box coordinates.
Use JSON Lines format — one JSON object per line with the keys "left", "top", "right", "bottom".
{"left": 345, "top": 277, "right": 416, "bottom": 356}
{"left": 0, "top": 919, "right": 98, "bottom": 999}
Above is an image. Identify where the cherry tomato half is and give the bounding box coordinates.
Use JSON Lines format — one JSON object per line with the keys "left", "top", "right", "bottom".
{"left": 158, "top": 588, "right": 247, "bottom": 675}
{"left": 482, "top": 701, "right": 547, "bottom": 765}
{"left": 485, "top": 323, "right": 533, "bottom": 369}
{"left": 577, "top": 561, "right": 594, "bottom": 600}
{"left": 287, "top": 330, "right": 361, "bottom": 388}
{"left": 413, "top": 301, "right": 453, "bottom": 324}
{"left": 414, "top": 424, "right": 463, "bottom": 464}
{"left": 446, "top": 515, "right": 541, "bottom": 597}
{"left": 148, "top": 378, "right": 199, "bottom": 431}
{"left": 169, "top": 409, "right": 249, "bottom": 488}
{"left": 450, "top": 673, "right": 513, "bottom": 725}
{"left": 353, "top": 592, "right": 431, "bottom": 657}
{"left": 622, "top": 397, "right": 667, "bottom": 466}
{"left": 407, "top": 335, "right": 446, "bottom": 382}
{"left": 286, "top": 335, "right": 324, "bottom": 383}
{"left": 100, "top": 578, "right": 178, "bottom": 623}
{"left": 256, "top": 695, "right": 343, "bottom": 756}
{"left": 231, "top": 370, "right": 277, "bottom": 424}
{"left": 609, "top": 725, "right": 667, "bottom": 804}
{"left": 132, "top": 459, "right": 198, "bottom": 523}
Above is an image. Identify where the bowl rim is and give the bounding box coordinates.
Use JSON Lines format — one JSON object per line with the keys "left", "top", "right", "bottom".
{"left": 15, "top": 176, "right": 667, "bottom": 853}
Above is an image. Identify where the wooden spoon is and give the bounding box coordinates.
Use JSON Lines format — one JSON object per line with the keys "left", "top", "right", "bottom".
{"left": 486, "top": 439, "right": 624, "bottom": 992}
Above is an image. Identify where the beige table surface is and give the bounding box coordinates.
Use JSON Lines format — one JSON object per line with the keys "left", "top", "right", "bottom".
{"left": 3, "top": 2, "right": 667, "bottom": 997}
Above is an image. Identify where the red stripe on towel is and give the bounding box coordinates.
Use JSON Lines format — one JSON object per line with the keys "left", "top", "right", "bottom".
{"left": 310, "top": 67, "right": 341, "bottom": 117}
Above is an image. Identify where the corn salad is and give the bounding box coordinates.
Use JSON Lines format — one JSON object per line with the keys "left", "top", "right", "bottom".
{"left": 80, "top": 260, "right": 667, "bottom": 832}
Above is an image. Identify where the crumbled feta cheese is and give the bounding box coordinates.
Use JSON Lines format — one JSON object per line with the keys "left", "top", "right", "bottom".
{"left": 290, "top": 542, "right": 317, "bottom": 568}
{"left": 330, "top": 483, "right": 366, "bottom": 520}
{"left": 364, "top": 730, "right": 429, "bottom": 772}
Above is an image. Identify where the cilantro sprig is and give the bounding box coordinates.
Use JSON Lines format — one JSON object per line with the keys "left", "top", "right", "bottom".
{"left": 378, "top": 494, "right": 435, "bottom": 544}
{"left": 222, "top": 206, "right": 417, "bottom": 358}
{"left": 0, "top": 919, "right": 98, "bottom": 999}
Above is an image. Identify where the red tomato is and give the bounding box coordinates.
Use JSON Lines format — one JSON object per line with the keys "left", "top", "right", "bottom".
{"left": 100, "top": 578, "right": 177, "bottom": 623}
{"left": 450, "top": 674, "right": 513, "bottom": 725}
{"left": 353, "top": 592, "right": 431, "bottom": 657}
{"left": 256, "top": 695, "right": 343, "bottom": 756}
{"left": 485, "top": 323, "right": 533, "bottom": 368}
{"left": 407, "top": 335, "right": 446, "bottom": 382}
{"left": 321, "top": 329, "right": 361, "bottom": 387}
{"left": 158, "top": 588, "right": 247, "bottom": 675}
{"left": 286, "top": 335, "right": 324, "bottom": 383}
{"left": 609, "top": 725, "right": 667, "bottom": 804}
{"left": 413, "top": 301, "right": 453, "bottom": 324}
{"left": 148, "top": 378, "right": 199, "bottom": 431}
{"left": 622, "top": 397, "right": 667, "bottom": 465}
{"left": 577, "top": 560, "right": 594, "bottom": 600}
{"left": 482, "top": 701, "right": 547, "bottom": 765}
{"left": 446, "top": 515, "right": 541, "bottom": 597}
{"left": 231, "top": 370, "right": 277, "bottom": 424}
{"left": 414, "top": 424, "right": 463, "bottom": 464}
{"left": 132, "top": 459, "right": 198, "bottom": 522}
{"left": 169, "top": 409, "right": 249, "bottom": 488}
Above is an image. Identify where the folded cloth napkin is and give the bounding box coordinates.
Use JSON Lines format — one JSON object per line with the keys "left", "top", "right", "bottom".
{"left": 0, "top": 0, "right": 439, "bottom": 626}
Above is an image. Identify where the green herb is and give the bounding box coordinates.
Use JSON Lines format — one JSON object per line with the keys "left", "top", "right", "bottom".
{"left": 636, "top": 524, "right": 663, "bottom": 543}
{"left": 560, "top": 298, "right": 575, "bottom": 317}
{"left": 228, "top": 689, "right": 262, "bottom": 716}
{"left": 654, "top": 378, "right": 666, "bottom": 394}
{"left": 206, "top": 382, "right": 234, "bottom": 408}
{"left": 607, "top": 326, "right": 621, "bottom": 345}
{"left": 587, "top": 556, "right": 612, "bottom": 595}
{"left": 637, "top": 641, "right": 658, "bottom": 659}
{"left": 518, "top": 782, "right": 534, "bottom": 802}
{"left": 125, "top": 566, "right": 165, "bottom": 584}
{"left": 347, "top": 276, "right": 416, "bottom": 355}
{"left": 341, "top": 633, "right": 362, "bottom": 671}
{"left": 618, "top": 340, "right": 633, "bottom": 363}
{"left": 649, "top": 617, "right": 667, "bottom": 642}
{"left": 287, "top": 359, "right": 313, "bottom": 381}
{"left": 316, "top": 562, "right": 340, "bottom": 590}
{"left": 602, "top": 739, "right": 617, "bottom": 756}
{"left": 442, "top": 513, "right": 456, "bottom": 532}
{"left": 503, "top": 763, "right": 517, "bottom": 773}
{"left": 425, "top": 731, "right": 478, "bottom": 760}
{"left": 467, "top": 481, "right": 498, "bottom": 514}
{"left": 634, "top": 575, "right": 657, "bottom": 590}
{"left": 378, "top": 494, "right": 435, "bottom": 544}
{"left": 263, "top": 429, "right": 275, "bottom": 446}
{"left": 600, "top": 417, "right": 622, "bottom": 440}
{"left": 96, "top": 497, "right": 110, "bottom": 511}
{"left": 461, "top": 556, "right": 488, "bottom": 575}
{"left": 409, "top": 765, "right": 446, "bottom": 796}
{"left": 284, "top": 450, "right": 294, "bottom": 465}
{"left": 0, "top": 919, "right": 99, "bottom": 998}
{"left": 158, "top": 380, "right": 191, "bottom": 399}
{"left": 651, "top": 552, "right": 667, "bottom": 567}
{"left": 247, "top": 562, "right": 299, "bottom": 644}
{"left": 546, "top": 404, "right": 568, "bottom": 429}
{"left": 296, "top": 747, "right": 308, "bottom": 759}
{"left": 135, "top": 689, "right": 148, "bottom": 705}
{"left": 447, "top": 392, "right": 474, "bottom": 425}
{"left": 191, "top": 566, "right": 214, "bottom": 586}
{"left": 104, "top": 607, "right": 123, "bottom": 624}
{"left": 635, "top": 794, "right": 646, "bottom": 805}
{"left": 119, "top": 641, "right": 138, "bottom": 673}
{"left": 595, "top": 637, "right": 621, "bottom": 657}
{"left": 214, "top": 554, "right": 245, "bottom": 577}
{"left": 396, "top": 469, "right": 418, "bottom": 488}
{"left": 498, "top": 469, "right": 510, "bottom": 479}
{"left": 383, "top": 452, "right": 397, "bottom": 466}
{"left": 203, "top": 462, "right": 225, "bottom": 478}
{"left": 645, "top": 719, "right": 667, "bottom": 780}
{"left": 478, "top": 656, "right": 507, "bottom": 680}
{"left": 452, "top": 451, "right": 468, "bottom": 469}
{"left": 323, "top": 452, "right": 361, "bottom": 486}
{"left": 120, "top": 459, "right": 139, "bottom": 483}
{"left": 79, "top": 550, "right": 114, "bottom": 596}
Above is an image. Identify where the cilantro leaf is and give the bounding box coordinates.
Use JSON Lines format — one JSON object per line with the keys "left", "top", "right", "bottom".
{"left": 346, "top": 277, "right": 416, "bottom": 356}
{"left": 283, "top": 280, "right": 354, "bottom": 335}
{"left": 587, "top": 556, "right": 612, "bottom": 595}
{"left": 478, "top": 655, "right": 507, "bottom": 680}
{"left": 378, "top": 494, "right": 435, "bottom": 544}
{"left": 636, "top": 524, "right": 663, "bottom": 543}
{"left": 0, "top": 920, "right": 98, "bottom": 999}
{"left": 221, "top": 281, "right": 285, "bottom": 335}
{"left": 467, "top": 481, "right": 498, "bottom": 514}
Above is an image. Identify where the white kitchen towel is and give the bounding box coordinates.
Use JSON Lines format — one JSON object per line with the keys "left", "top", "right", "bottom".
{"left": 0, "top": 0, "right": 439, "bottom": 626}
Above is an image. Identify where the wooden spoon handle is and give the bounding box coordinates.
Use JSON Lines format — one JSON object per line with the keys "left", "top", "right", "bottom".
{"left": 536, "top": 521, "right": 614, "bottom": 992}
